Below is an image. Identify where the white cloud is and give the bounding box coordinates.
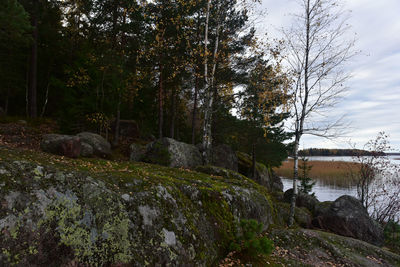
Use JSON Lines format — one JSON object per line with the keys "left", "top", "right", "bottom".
{"left": 257, "top": 0, "right": 400, "bottom": 151}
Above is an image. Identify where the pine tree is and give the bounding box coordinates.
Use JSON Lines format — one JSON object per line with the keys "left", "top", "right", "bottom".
{"left": 298, "top": 156, "right": 315, "bottom": 195}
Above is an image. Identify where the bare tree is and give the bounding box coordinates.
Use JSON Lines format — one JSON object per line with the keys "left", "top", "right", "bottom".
{"left": 283, "top": 0, "right": 357, "bottom": 226}
{"left": 348, "top": 132, "right": 400, "bottom": 224}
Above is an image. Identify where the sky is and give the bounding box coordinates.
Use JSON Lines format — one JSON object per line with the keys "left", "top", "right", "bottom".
{"left": 255, "top": 0, "right": 400, "bottom": 151}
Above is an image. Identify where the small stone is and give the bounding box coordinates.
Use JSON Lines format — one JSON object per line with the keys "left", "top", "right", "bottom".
{"left": 121, "top": 194, "right": 131, "bottom": 202}
{"left": 162, "top": 228, "right": 176, "bottom": 246}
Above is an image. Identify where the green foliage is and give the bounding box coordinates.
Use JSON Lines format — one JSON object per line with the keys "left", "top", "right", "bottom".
{"left": 0, "top": 0, "right": 31, "bottom": 45}
{"left": 229, "top": 219, "right": 274, "bottom": 257}
{"left": 298, "top": 156, "right": 315, "bottom": 195}
{"left": 384, "top": 220, "right": 400, "bottom": 253}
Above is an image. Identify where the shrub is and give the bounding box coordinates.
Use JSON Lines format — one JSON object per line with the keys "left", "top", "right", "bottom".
{"left": 229, "top": 219, "right": 274, "bottom": 256}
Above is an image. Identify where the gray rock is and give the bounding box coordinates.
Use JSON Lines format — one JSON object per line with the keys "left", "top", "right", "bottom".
{"left": 194, "top": 165, "right": 245, "bottom": 180}
{"left": 41, "top": 134, "right": 81, "bottom": 158}
{"left": 129, "top": 143, "right": 146, "bottom": 161}
{"left": 211, "top": 144, "right": 238, "bottom": 172}
{"left": 80, "top": 142, "right": 94, "bottom": 157}
{"left": 0, "top": 159, "right": 275, "bottom": 266}
{"left": 77, "top": 132, "right": 111, "bottom": 158}
{"left": 283, "top": 188, "right": 319, "bottom": 214}
{"left": 236, "top": 151, "right": 283, "bottom": 191}
{"left": 143, "top": 138, "right": 202, "bottom": 168}
{"left": 275, "top": 202, "right": 312, "bottom": 228}
{"left": 312, "top": 195, "right": 384, "bottom": 246}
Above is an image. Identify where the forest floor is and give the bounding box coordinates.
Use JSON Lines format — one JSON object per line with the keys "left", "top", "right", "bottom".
{"left": 0, "top": 119, "right": 57, "bottom": 150}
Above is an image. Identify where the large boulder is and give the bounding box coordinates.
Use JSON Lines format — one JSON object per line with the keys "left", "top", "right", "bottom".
{"left": 275, "top": 202, "right": 312, "bottom": 228}
{"left": 0, "top": 155, "right": 275, "bottom": 266}
{"left": 143, "top": 138, "right": 202, "bottom": 168}
{"left": 312, "top": 195, "right": 384, "bottom": 246}
{"left": 41, "top": 134, "right": 81, "bottom": 158}
{"left": 77, "top": 132, "right": 111, "bottom": 158}
{"left": 283, "top": 188, "right": 319, "bottom": 214}
{"left": 129, "top": 143, "right": 146, "bottom": 161}
{"left": 211, "top": 144, "right": 238, "bottom": 172}
{"left": 194, "top": 165, "right": 245, "bottom": 180}
{"left": 236, "top": 151, "right": 283, "bottom": 191}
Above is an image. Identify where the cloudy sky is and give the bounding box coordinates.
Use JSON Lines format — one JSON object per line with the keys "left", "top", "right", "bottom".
{"left": 256, "top": 0, "right": 400, "bottom": 151}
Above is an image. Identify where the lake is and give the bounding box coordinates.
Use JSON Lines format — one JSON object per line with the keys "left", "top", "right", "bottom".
{"left": 281, "top": 177, "right": 357, "bottom": 202}
{"left": 280, "top": 156, "right": 400, "bottom": 201}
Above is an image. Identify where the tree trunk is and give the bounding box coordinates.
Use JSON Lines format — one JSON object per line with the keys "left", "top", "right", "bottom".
{"left": 202, "top": 3, "right": 222, "bottom": 164}
{"left": 201, "top": 0, "right": 211, "bottom": 164}
{"left": 191, "top": 13, "right": 202, "bottom": 145}
{"left": 191, "top": 74, "right": 199, "bottom": 144}
{"left": 40, "top": 81, "right": 50, "bottom": 117}
{"left": 288, "top": 0, "right": 311, "bottom": 227}
{"left": 170, "top": 87, "right": 176, "bottom": 139}
{"left": 288, "top": 133, "right": 300, "bottom": 226}
{"left": 252, "top": 143, "right": 256, "bottom": 179}
{"left": 5, "top": 88, "right": 10, "bottom": 115}
{"left": 113, "top": 93, "right": 121, "bottom": 147}
{"left": 158, "top": 63, "right": 164, "bottom": 139}
{"left": 28, "top": 0, "right": 38, "bottom": 118}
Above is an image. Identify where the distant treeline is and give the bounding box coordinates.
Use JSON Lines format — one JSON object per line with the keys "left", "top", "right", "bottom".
{"left": 298, "top": 148, "right": 385, "bottom": 157}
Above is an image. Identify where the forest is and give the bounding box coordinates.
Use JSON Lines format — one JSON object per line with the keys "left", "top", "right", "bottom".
{"left": 0, "top": 0, "right": 291, "bottom": 167}
{"left": 2, "top": 0, "right": 400, "bottom": 265}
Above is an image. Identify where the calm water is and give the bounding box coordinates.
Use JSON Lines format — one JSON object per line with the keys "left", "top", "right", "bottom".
{"left": 282, "top": 155, "right": 400, "bottom": 202}
{"left": 303, "top": 155, "right": 400, "bottom": 164}
{"left": 281, "top": 177, "right": 357, "bottom": 202}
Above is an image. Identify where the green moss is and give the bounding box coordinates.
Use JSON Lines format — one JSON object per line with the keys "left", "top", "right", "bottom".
{"left": 0, "top": 147, "right": 277, "bottom": 265}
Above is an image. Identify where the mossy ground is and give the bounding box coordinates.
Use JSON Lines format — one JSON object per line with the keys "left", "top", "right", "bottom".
{"left": 0, "top": 146, "right": 275, "bottom": 266}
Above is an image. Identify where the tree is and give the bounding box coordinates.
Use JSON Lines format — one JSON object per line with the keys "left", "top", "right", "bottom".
{"left": 284, "top": 0, "right": 356, "bottom": 226}
{"left": 298, "top": 156, "right": 315, "bottom": 195}
{"left": 0, "top": 0, "right": 31, "bottom": 114}
{"left": 348, "top": 132, "right": 400, "bottom": 224}
{"left": 238, "top": 56, "right": 290, "bottom": 175}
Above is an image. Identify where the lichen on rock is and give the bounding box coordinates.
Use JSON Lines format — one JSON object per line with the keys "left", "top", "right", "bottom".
{"left": 0, "top": 150, "right": 275, "bottom": 266}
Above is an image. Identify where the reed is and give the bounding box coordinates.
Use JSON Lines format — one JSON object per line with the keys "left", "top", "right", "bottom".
{"left": 274, "top": 159, "right": 360, "bottom": 188}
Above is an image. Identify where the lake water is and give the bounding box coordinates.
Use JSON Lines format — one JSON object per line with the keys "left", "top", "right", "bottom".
{"left": 300, "top": 155, "right": 400, "bottom": 164}
{"left": 281, "top": 177, "right": 357, "bottom": 202}
{"left": 281, "top": 155, "right": 400, "bottom": 203}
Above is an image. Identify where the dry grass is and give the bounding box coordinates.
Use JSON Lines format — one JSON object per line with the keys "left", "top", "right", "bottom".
{"left": 274, "top": 159, "right": 360, "bottom": 187}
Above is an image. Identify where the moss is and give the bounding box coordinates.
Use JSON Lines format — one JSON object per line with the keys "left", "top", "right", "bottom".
{"left": 0, "top": 147, "right": 277, "bottom": 266}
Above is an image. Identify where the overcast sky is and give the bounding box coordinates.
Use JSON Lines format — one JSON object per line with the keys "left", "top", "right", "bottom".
{"left": 256, "top": 0, "right": 400, "bottom": 151}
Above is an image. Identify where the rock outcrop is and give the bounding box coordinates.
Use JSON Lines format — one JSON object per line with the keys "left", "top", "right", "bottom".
{"left": 0, "top": 157, "right": 274, "bottom": 266}
{"left": 143, "top": 137, "right": 202, "bottom": 168}
{"left": 312, "top": 195, "right": 384, "bottom": 246}
{"left": 129, "top": 143, "right": 146, "bottom": 161}
{"left": 40, "top": 134, "right": 81, "bottom": 158}
{"left": 237, "top": 152, "right": 283, "bottom": 191}
{"left": 77, "top": 132, "right": 111, "bottom": 158}
{"left": 283, "top": 188, "right": 319, "bottom": 214}
{"left": 194, "top": 165, "right": 246, "bottom": 180}
{"left": 211, "top": 144, "right": 238, "bottom": 172}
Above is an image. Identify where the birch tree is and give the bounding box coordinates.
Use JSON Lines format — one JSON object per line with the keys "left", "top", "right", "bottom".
{"left": 284, "top": 0, "right": 356, "bottom": 226}
{"left": 201, "top": 0, "right": 224, "bottom": 163}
